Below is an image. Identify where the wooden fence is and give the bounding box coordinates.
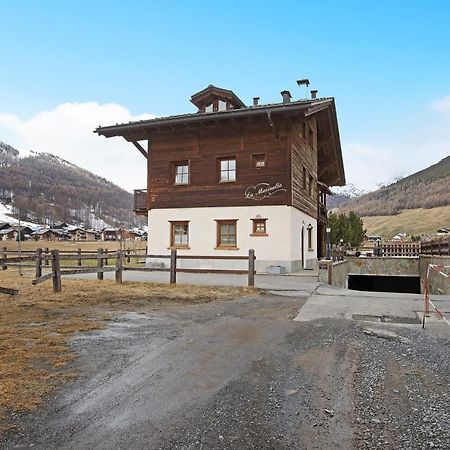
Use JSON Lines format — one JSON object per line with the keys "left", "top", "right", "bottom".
{"left": 420, "top": 236, "right": 450, "bottom": 256}
{"left": 0, "top": 247, "right": 256, "bottom": 292}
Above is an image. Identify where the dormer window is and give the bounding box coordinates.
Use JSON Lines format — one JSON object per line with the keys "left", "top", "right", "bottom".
{"left": 191, "top": 85, "right": 246, "bottom": 113}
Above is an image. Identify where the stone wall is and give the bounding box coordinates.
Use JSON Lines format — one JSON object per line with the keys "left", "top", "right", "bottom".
{"left": 419, "top": 256, "right": 450, "bottom": 295}
{"left": 347, "top": 256, "right": 420, "bottom": 277}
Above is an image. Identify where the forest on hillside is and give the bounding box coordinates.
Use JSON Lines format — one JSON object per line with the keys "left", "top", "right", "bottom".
{"left": 339, "top": 156, "right": 450, "bottom": 216}
{"left": 0, "top": 141, "right": 142, "bottom": 227}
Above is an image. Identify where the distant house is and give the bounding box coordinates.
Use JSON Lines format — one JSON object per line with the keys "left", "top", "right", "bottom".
{"left": 0, "top": 222, "right": 12, "bottom": 231}
{"left": 67, "top": 228, "right": 87, "bottom": 241}
{"left": 33, "top": 228, "right": 67, "bottom": 241}
{"left": 51, "top": 222, "right": 69, "bottom": 230}
{"left": 392, "top": 233, "right": 407, "bottom": 241}
{"left": 437, "top": 227, "right": 450, "bottom": 235}
{"left": 101, "top": 227, "right": 119, "bottom": 241}
{"left": 0, "top": 227, "right": 17, "bottom": 240}
{"left": 85, "top": 229, "right": 99, "bottom": 241}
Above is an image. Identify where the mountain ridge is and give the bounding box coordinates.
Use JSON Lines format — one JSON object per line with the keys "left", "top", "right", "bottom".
{"left": 0, "top": 141, "right": 142, "bottom": 228}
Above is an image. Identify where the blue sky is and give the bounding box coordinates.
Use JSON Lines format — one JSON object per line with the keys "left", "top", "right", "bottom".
{"left": 1, "top": 0, "right": 449, "bottom": 192}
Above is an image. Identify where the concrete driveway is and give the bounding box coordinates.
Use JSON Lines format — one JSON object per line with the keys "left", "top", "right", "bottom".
{"left": 4, "top": 279, "right": 450, "bottom": 449}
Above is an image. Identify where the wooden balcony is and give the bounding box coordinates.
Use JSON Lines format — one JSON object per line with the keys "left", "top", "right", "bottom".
{"left": 134, "top": 189, "right": 148, "bottom": 215}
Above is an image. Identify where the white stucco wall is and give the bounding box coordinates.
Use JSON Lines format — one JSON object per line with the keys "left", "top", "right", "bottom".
{"left": 147, "top": 205, "right": 317, "bottom": 273}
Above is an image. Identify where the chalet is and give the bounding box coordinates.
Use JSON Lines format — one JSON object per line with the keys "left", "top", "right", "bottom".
{"left": 101, "top": 227, "right": 120, "bottom": 241}
{"left": 96, "top": 84, "right": 345, "bottom": 272}
{"left": 67, "top": 227, "right": 87, "bottom": 241}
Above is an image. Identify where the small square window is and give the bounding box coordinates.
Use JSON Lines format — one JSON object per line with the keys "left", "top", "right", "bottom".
{"left": 253, "top": 154, "right": 266, "bottom": 168}
{"left": 216, "top": 220, "right": 237, "bottom": 248}
{"left": 174, "top": 162, "right": 189, "bottom": 185}
{"left": 251, "top": 218, "right": 268, "bottom": 236}
{"left": 170, "top": 221, "right": 189, "bottom": 248}
{"left": 219, "top": 158, "right": 236, "bottom": 182}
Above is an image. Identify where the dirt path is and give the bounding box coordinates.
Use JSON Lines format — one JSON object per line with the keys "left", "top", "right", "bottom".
{"left": 3, "top": 293, "right": 450, "bottom": 449}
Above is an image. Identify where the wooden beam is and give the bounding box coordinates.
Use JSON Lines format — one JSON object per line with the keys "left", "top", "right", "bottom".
{"left": 130, "top": 140, "right": 148, "bottom": 159}
{"left": 0, "top": 286, "right": 19, "bottom": 295}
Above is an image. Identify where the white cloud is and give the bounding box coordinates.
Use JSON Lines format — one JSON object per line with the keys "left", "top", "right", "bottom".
{"left": 341, "top": 142, "right": 406, "bottom": 191}
{"left": 0, "top": 102, "right": 155, "bottom": 192}
{"left": 432, "top": 96, "right": 450, "bottom": 113}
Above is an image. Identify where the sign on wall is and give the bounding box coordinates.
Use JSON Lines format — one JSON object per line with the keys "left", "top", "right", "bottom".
{"left": 244, "top": 182, "right": 286, "bottom": 201}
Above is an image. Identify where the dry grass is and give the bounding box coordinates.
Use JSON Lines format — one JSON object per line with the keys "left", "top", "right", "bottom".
{"left": 362, "top": 205, "right": 450, "bottom": 238}
{"left": 0, "top": 270, "right": 258, "bottom": 433}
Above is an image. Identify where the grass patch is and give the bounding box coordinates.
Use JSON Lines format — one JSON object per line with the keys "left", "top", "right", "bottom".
{"left": 0, "top": 270, "right": 258, "bottom": 433}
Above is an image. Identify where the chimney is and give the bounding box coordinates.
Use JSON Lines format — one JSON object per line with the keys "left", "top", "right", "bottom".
{"left": 310, "top": 90, "right": 318, "bottom": 99}
{"left": 281, "top": 90, "right": 291, "bottom": 104}
{"left": 253, "top": 97, "right": 260, "bottom": 107}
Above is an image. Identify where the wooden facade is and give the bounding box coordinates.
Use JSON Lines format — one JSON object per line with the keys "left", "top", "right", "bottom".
{"left": 96, "top": 85, "right": 345, "bottom": 270}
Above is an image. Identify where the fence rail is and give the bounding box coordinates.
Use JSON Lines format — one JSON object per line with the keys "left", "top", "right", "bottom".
{"left": 1, "top": 247, "right": 256, "bottom": 292}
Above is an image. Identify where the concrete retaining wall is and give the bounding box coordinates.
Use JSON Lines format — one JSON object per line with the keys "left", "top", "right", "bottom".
{"left": 419, "top": 256, "right": 450, "bottom": 295}
{"left": 347, "top": 256, "right": 420, "bottom": 277}
{"left": 318, "top": 260, "right": 348, "bottom": 288}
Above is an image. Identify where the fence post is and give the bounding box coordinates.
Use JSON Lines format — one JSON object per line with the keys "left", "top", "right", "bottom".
{"left": 104, "top": 249, "right": 109, "bottom": 265}
{"left": 248, "top": 249, "right": 255, "bottom": 287}
{"left": 97, "top": 248, "right": 104, "bottom": 281}
{"left": 77, "top": 248, "right": 82, "bottom": 266}
{"left": 115, "top": 250, "right": 123, "bottom": 284}
{"left": 170, "top": 249, "right": 177, "bottom": 284}
{"left": 2, "top": 247, "right": 6, "bottom": 270}
{"left": 45, "top": 247, "right": 49, "bottom": 266}
{"left": 127, "top": 249, "right": 131, "bottom": 264}
{"left": 35, "top": 248, "right": 42, "bottom": 278}
{"left": 51, "top": 249, "right": 62, "bottom": 293}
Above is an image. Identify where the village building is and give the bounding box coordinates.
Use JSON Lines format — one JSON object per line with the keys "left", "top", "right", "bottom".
{"left": 96, "top": 84, "right": 345, "bottom": 272}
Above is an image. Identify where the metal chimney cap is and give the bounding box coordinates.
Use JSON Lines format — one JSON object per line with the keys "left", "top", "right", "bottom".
{"left": 296, "top": 78, "right": 310, "bottom": 87}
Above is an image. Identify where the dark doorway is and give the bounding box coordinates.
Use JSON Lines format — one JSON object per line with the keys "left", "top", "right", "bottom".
{"left": 348, "top": 275, "right": 420, "bottom": 294}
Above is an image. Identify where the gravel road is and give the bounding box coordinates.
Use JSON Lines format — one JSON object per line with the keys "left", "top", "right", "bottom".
{"left": 3, "top": 292, "right": 450, "bottom": 450}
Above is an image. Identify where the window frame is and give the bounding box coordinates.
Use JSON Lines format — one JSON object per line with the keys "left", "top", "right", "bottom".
{"left": 169, "top": 220, "right": 189, "bottom": 249}
{"left": 251, "top": 218, "right": 268, "bottom": 237}
{"left": 215, "top": 219, "right": 238, "bottom": 249}
{"left": 172, "top": 161, "right": 190, "bottom": 185}
{"left": 307, "top": 224, "right": 313, "bottom": 251}
{"left": 252, "top": 153, "right": 266, "bottom": 169}
{"left": 218, "top": 157, "right": 237, "bottom": 183}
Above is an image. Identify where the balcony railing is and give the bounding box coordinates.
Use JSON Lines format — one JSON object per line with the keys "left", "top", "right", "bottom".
{"left": 134, "top": 189, "right": 147, "bottom": 214}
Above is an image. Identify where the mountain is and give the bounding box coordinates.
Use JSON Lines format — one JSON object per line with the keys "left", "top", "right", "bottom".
{"left": 338, "top": 156, "right": 450, "bottom": 237}
{"left": 0, "top": 141, "right": 143, "bottom": 228}
{"left": 339, "top": 156, "right": 450, "bottom": 216}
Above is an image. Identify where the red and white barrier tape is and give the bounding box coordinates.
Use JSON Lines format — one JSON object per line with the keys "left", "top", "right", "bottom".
{"left": 423, "top": 264, "right": 450, "bottom": 328}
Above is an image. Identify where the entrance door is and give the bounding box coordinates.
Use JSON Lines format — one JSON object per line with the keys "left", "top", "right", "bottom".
{"left": 301, "top": 226, "right": 305, "bottom": 269}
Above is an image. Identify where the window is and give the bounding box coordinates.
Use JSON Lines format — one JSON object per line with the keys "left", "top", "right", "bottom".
{"left": 174, "top": 162, "right": 189, "bottom": 185}
{"left": 205, "top": 102, "right": 213, "bottom": 113}
{"left": 303, "top": 166, "right": 307, "bottom": 190}
{"left": 219, "top": 158, "right": 236, "bottom": 182}
{"left": 309, "top": 174, "right": 314, "bottom": 196}
{"left": 218, "top": 100, "right": 227, "bottom": 111}
{"left": 216, "top": 220, "right": 237, "bottom": 248}
{"left": 251, "top": 218, "right": 267, "bottom": 236}
{"left": 253, "top": 154, "right": 266, "bottom": 168}
{"left": 307, "top": 224, "right": 313, "bottom": 251}
{"left": 170, "top": 221, "right": 189, "bottom": 248}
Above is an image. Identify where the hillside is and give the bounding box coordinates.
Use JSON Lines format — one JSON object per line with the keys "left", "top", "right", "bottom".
{"left": 0, "top": 141, "right": 142, "bottom": 227}
{"left": 340, "top": 155, "right": 450, "bottom": 217}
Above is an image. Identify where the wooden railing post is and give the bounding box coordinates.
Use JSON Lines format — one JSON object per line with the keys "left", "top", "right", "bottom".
{"left": 51, "top": 249, "right": 62, "bottom": 293}
{"left": 170, "top": 249, "right": 177, "bottom": 284}
{"left": 248, "top": 249, "right": 255, "bottom": 287}
{"left": 2, "top": 247, "right": 6, "bottom": 270}
{"left": 44, "top": 247, "right": 49, "bottom": 266}
{"left": 97, "top": 248, "right": 104, "bottom": 280}
{"left": 35, "top": 248, "right": 42, "bottom": 278}
{"left": 77, "top": 248, "right": 82, "bottom": 266}
{"left": 127, "top": 249, "right": 131, "bottom": 264}
{"left": 104, "top": 249, "right": 109, "bottom": 266}
{"left": 115, "top": 250, "right": 123, "bottom": 284}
